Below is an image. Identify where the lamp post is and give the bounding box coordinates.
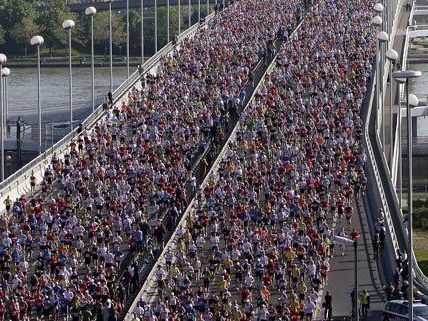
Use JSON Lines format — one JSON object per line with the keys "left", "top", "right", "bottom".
{"left": 189, "top": 0, "right": 192, "bottom": 28}
{"left": 155, "top": 0, "right": 158, "bottom": 52}
{"left": 85, "top": 7, "right": 97, "bottom": 111}
{"left": 30, "top": 35, "right": 45, "bottom": 154}
{"left": 374, "top": 3, "right": 385, "bottom": 31}
{"left": 0, "top": 53, "right": 6, "bottom": 181}
{"left": 207, "top": 0, "right": 209, "bottom": 16}
{"left": 372, "top": 16, "right": 382, "bottom": 135}
{"left": 377, "top": 31, "right": 389, "bottom": 148}
{"left": 178, "top": 0, "right": 181, "bottom": 34}
{"left": 167, "top": 0, "right": 170, "bottom": 43}
{"left": 374, "top": 2, "right": 386, "bottom": 144}
{"left": 126, "top": 0, "right": 130, "bottom": 77}
{"left": 108, "top": 0, "right": 113, "bottom": 92}
{"left": 393, "top": 70, "right": 422, "bottom": 321}
{"left": 141, "top": 0, "right": 144, "bottom": 65}
{"left": 62, "top": 19, "right": 75, "bottom": 132}
{"left": 198, "top": 0, "right": 201, "bottom": 22}
{"left": 1, "top": 68, "right": 10, "bottom": 123}
{"left": 353, "top": 240, "right": 359, "bottom": 321}
{"left": 386, "top": 48, "right": 398, "bottom": 168}
{"left": 1, "top": 68, "right": 9, "bottom": 182}
{"left": 395, "top": 76, "right": 405, "bottom": 210}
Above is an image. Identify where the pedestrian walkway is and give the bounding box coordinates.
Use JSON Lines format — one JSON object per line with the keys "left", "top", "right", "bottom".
{"left": 323, "top": 197, "right": 385, "bottom": 321}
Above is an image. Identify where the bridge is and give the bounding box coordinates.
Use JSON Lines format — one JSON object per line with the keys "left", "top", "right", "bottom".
{"left": 63, "top": 0, "right": 218, "bottom": 11}
{"left": 2, "top": 0, "right": 428, "bottom": 320}
{"left": 366, "top": 0, "right": 428, "bottom": 305}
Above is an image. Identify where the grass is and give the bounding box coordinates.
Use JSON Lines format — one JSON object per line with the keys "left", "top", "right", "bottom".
{"left": 409, "top": 194, "right": 428, "bottom": 275}
{"left": 401, "top": 192, "right": 428, "bottom": 209}
{"left": 415, "top": 229, "right": 428, "bottom": 275}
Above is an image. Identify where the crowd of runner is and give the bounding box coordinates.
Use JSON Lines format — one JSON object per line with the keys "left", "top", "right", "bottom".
{"left": 130, "top": 0, "right": 375, "bottom": 319}
{"left": 0, "top": 0, "right": 308, "bottom": 320}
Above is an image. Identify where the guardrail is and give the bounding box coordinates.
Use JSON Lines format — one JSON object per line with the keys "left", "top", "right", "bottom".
{"left": 363, "top": 0, "right": 428, "bottom": 293}
{"left": 364, "top": 70, "right": 401, "bottom": 274}
{"left": 366, "top": 64, "right": 428, "bottom": 295}
{"left": 122, "top": 15, "right": 306, "bottom": 321}
{"left": 388, "top": 2, "right": 428, "bottom": 293}
{"left": 391, "top": 2, "right": 414, "bottom": 187}
{"left": 0, "top": 13, "right": 215, "bottom": 209}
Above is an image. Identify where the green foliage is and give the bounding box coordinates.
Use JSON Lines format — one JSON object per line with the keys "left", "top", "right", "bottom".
{"left": 37, "top": 0, "right": 77, "bottom": 54}
{"left": 0, "top": 26, "right": 5, "bottom": 46}
{"left": 0, "top": 2, "right": 201, "bottom": 57}
{"left": 143, "top": 6, "right": 182, "bottom": 54}
{"left": 0, "top": 0, "right": 38, "bottom": 33}
{"left": 10, "top": 17, "right": 39, "bottom": 56}
{"left": 91, "top": 11, "right": 126, "bottom": 48}
{"left": 415, "top": 248, "right": 428, "bottom": 276}
{"left": 410, "top": 199, "right": 428, "bottom": 229}
{"left": 0, "top": 0, "right": 38, "bottom": 52}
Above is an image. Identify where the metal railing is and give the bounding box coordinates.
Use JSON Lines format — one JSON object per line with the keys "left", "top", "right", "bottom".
{"left": 364, "top": 70, "right": 401, "bottom": 272}
{"left": 366, "top": 70, "right": 428, "bottom": 295}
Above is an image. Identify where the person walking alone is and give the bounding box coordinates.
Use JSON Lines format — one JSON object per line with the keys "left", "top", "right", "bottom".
{"left": 359, "top": 289, "right": 370, "bottom": 317}
{"left": 324, "top": 291, "right": 333, "bottom": 321}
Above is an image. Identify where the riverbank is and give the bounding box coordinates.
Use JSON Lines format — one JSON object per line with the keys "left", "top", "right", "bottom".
{"left": 5, "top": 56, "right": 145, "bottom": 68}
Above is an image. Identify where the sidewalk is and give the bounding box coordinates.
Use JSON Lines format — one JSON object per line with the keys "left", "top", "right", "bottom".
{"left": 322, "top": 197, "right": 385, "bottom": 321}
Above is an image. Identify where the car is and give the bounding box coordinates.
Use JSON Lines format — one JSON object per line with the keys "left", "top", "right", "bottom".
{"left": 383, "top": 300, "right": 428, "bottom": 321}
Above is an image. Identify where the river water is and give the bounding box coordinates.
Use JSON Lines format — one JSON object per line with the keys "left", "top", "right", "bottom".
{"left": 6, "top": 66, "right": 128, "bottom": 124}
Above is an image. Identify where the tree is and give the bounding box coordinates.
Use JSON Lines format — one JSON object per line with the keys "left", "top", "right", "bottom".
{"left": 0, "top": 0, "right": 38, "bottom": 33}
{"left": 91, "top": 11, "right": 126, "bottom": 56}
{"left": 129, "top": 6, "right": 182, "bottom": 56}
{"left": 37, "top": 0, "right": 77, "bottom": 55}
{"left": 10, "top": 17, "right": 39, "bottom": 56}
{"left": 0, "top": 0, "right": 39, "bottom": 53}
{"left": 0, "top": 25, "right": 5, "bottom": 46}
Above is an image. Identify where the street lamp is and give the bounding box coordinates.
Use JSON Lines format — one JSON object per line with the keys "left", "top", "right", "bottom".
{"left": 1, "top": 68, "right": 10, "bottom": 123}
{"left": 386, "top": 48, "right": 398, "bottom": 168}
{"left": 1, "top": 68, "right": 9, "bottom": 183}
{"left": 395, "top": 76, "right": 405, "bottom": 210}
{"left": 126, "top": 0, "right": 130, "bottom": 77}
{"left": 108, "top": 0, "right": 113, "bottom": 93}
{"left": 141, "top": 0, "right": 144, "bottom": 65}
{"left": 167, "top": 0, "right": 170, "bottom": 43}
{"left": 30, "top": 35, "right": 44, "bottom": 154}
{"left": 372, "top": 16, "right": 382, "bottom": 135}
{"left": 155, "top": 0, "right": 158, "bottom": 52}
{"left": 377, "top": 31, "right": 389, "bottom": 148}
{"left": 62, "top": 19, "right": 75, "bottom": 132}
{"left": 178, "top": 0, "right": 181, "bottom": 34}
{"left": 374, "top": 3, "right": 385, "bottom": 31}
{"left": 85, "top": 6, "right": 97, "bottom": 111}
{"left": 393, "top": 69, "right": 422, "bottom": 321}
{"left": 0, "top": 53, "right": 7, "bottom": 181}
{"left": 189, "top": 0, "right": 192, "bottom": 28}
{"left": 371, "top": 15, "right": 382, "bottom": 27}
